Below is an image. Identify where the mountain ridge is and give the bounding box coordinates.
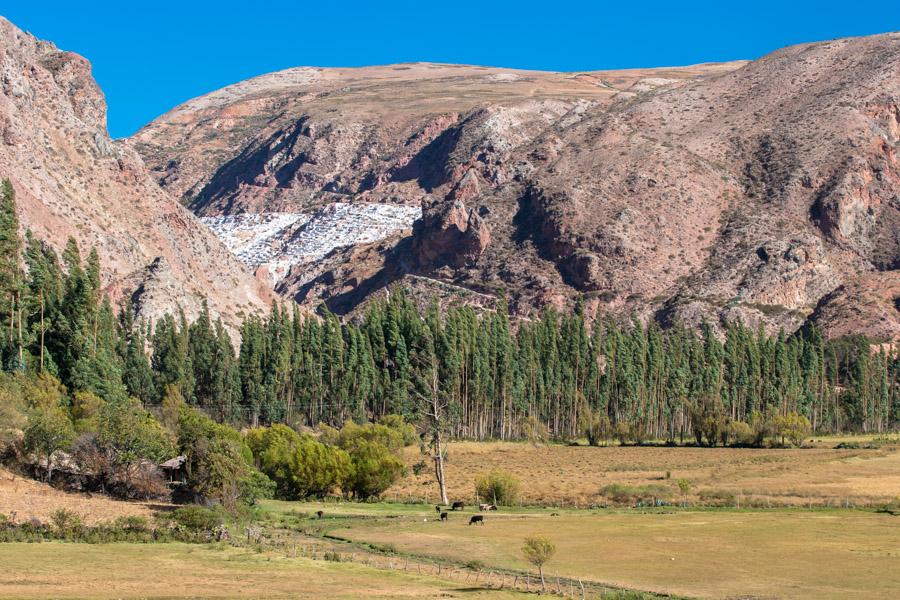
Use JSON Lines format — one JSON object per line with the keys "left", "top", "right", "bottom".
{"left": 0, "top": 16, "right": 271, "bottom": 331}
{"left": 131, "top": 31, "right": 900, "bottom": 340}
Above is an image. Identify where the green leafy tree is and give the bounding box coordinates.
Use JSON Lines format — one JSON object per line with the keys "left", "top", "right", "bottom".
{"left": 288, "top": 435, "right": 352, "bottom": 498}
{"left": 522, "top": 536, "right": 556, "bottom": 592}
{"left": 24, "top": 405, "right": 75, "bottom": 482}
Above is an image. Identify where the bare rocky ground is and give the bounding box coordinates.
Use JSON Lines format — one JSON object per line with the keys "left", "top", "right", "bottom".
{"left": 0, "top": 18, "right": 270, "bottom": 331}
{"left": 132, "top": 34, "right": 900, "bottom": 339}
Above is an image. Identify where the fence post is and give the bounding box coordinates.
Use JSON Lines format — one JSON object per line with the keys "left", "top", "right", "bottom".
{"left": 579, "top": 579, "right": 586, "bottom": 600}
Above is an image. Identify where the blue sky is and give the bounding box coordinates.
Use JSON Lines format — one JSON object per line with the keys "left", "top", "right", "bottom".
{"left": 5, "top": 1, "right": 899, "bottom": 138}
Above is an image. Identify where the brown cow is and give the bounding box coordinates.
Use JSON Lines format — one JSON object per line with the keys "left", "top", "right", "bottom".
{"left": 468, "top": 515, "right": 484, "bottom": 525}
{"left": 316, "top": 510, "right": 324, "bottom": 519}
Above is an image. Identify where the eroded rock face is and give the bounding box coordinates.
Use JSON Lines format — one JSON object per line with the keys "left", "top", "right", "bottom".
{"left": 411, "top": 196, "right": 490, "bottom": 269}
{"left": 133, "top": 35, "right": 900, "bottom": 341}
{"left": 0, "top": 17, "right": 269, "bottom": 330}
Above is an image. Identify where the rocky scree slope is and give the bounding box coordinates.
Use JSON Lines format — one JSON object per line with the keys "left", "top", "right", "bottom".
{"left": 0, "top": 18, "right": 270, "bottom": 328}
{"left": 132, "top": 37, "right": 900, "bottom": 340}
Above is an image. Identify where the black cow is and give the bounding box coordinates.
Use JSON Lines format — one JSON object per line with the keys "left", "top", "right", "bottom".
{"left": 440, "top": 512, "right": 448, "bottom": 522}
{"left": 468, "top": 515, "right": 484, "bottom": 525}
{"left": 316, "top": 510, "right": 324, "bottom": 519}
{"left": 435, "top": 505, "right": 442, "bottom": 513}
{"left": 451, "top": 501, "right": 465, "bottom": 511}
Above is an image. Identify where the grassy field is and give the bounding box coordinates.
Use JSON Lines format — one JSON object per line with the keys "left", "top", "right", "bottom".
{"left": 286, "top": 501, "right": 900, "bottom": 600}
{"left": 0, "top": 542, "right": 534, "bottom": 599}
{"left": 387, "top": 437, "right": 900, "bottom": 507}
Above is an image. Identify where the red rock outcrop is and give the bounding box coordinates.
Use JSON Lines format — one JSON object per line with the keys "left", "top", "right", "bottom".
{"left": 0, "top": 17, "right": 269, "bottom": 329}
{"left": 132, "top": 36, "right": 900, "bottom": 341}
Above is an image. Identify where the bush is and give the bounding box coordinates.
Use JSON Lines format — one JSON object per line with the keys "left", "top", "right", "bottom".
{"left": 245, "top": 424, "right": 302, "bottom": 497}
{"left": 238, "top": 469, "right": 276, "bottom": 505}
{"left": 726, "top": 420, "right": 754, "bottom": 446}
{"left": 346, "top": 440, "right": 404, "bottom": 500}
{"left": 600, "top": 483, "right": 673, "bottom": 505}
{"left": 50, "top": 509, "right": 84, "bottom": 537}
{"left": 168, "top": 505, "right": 226, "bottom": 532}
{"left": 475, "top": 470, "right": 520, "bottom": 505}
{"left": 177, "top": 406, "right": 253, "bottom": 510}
{"left": 377, "top": 414, "right": 418, "bottom": 446}
{"left": 773, "top": 412, "right": 811, "bottom": 447}
{"left": 698, "top": 489, "right": 736, "bottom": 506}
{"left": 520, "top": 415, "right": 549, "bottom": 445}
{"left": 71, "top": 391, "right": 104, "bottom": 434}
{"left": 335, "top": 420, "right": 405, "bottom": 454}
{"left": 289, "top": 436, "right": 352, "bottom": 498}
{"left": 582, "top": 411, "right": 611, "bottom": 446}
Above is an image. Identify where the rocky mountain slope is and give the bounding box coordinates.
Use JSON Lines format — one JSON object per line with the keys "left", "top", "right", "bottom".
{"left": 0, "top": 17, "right": 270, "bottom": 328}
{"left": 132, "top": 35, "right": 900, "bottom": 340}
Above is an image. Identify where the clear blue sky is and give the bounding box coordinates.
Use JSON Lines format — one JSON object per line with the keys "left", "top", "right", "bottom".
{"left": 5, "top": 1, "right": 899, "bottom": 138}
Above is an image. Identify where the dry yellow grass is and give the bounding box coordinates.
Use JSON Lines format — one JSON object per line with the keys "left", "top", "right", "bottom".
{"left": 0, "top": 466, "right": 165, "bottom": 524}
{"left": 0, "top": 542, "right": 531, "bottom": 599}
{"left": 388, "top": 439, "right": 900, "bottom": 506}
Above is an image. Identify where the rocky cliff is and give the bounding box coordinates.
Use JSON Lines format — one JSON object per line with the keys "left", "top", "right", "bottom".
{"left": 132, "top": 36, "right": 900, "bottom": 340}
{"left": 0, "top": 17, "right": 270, "bottom": 328}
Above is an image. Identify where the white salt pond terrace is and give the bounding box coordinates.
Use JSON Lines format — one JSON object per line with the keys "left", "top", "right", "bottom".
{"left": 201, "top": 203, "right": 421, "bottom": 285}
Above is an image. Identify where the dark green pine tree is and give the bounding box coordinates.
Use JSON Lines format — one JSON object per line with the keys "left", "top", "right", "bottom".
{"left": 119, "top": 301, "right": 156, "bottom": 405}
{"left": 0, "top": 179, "right": 24, "bottom": 370}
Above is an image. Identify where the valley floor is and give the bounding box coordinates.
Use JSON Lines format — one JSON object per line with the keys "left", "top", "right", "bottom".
{"left": 275, "top": 501, "right": 900, "bottom": 600}
{"left": 387, "top": 436, "right": 900, "bottom": 507}
{"left": 0, "top": 542, "right": 530, "bottom": 600}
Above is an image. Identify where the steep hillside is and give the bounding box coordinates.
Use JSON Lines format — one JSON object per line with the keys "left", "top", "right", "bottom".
{"left": 133, "top": 36, "right": 900, "bottom": 340}
{"left": 0, "top": 17, "right": 269, "bottom": 328}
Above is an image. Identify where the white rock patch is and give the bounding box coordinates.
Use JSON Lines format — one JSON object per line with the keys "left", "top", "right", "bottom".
{"left": 202, "top": 203, "right": 421, "bottom": 286}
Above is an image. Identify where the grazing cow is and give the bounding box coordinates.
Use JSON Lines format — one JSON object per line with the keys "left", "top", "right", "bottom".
{"left": 451, "top": 501, "right": 465, "bottom": 511}
{"left": 435, "top": 505, "right": 442, "bottom": 513}
{"left": 316, "top": 510, "right": 324, "bottom": 519}
{"left": 468, "top": 515, "right": 484, "bottom": 526}
{"left": 440, "top": 512, "right": 448, "bottom": 522}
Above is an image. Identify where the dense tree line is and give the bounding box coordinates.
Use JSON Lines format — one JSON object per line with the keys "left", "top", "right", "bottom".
{"left": 0, "top": 180, "right": 897, "bottom": 446}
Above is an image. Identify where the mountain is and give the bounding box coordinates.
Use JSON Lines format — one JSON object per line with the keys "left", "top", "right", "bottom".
{"left": 0, "top": 17, "right": 270, "bottom": 329}
{"left": 132, "top": 35, "right": 899, "bottom": 341}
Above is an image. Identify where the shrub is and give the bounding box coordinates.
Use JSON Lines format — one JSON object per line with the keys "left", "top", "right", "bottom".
{"left": 346, "top": 440, "right": 404, "bottom": 500}
{"left": 614, "top": 421, "right": 632, "bottom": 445}
{"left": 168, "top": 505, "right": 225, "bottom": 532}
{"left": 877, "top": 499, "right": 900, "bottom": 516}
{"left": 773, "top": 412, "right": 811, "bottom": 447}
{"left": 378, "top": 414, "right": 418, "bottom": 446}
{"left": 336, "top": 420, "right": 405, "bottom": 454}
{"left": 177, "top": 406, "right": 253, "bottom": 509}
{"left": 726, "top": 420, "right": 754, "bottom": 446}
{"left": 600, "top": 483, "right": 673, "bottom": 505}
{"left": 50, "top": 509, "right": 84, "bottom": 536}
{"left": 239, "top": 469, "right": 276, "bottom": 505}
{"left": 289, "top": 436, "right": 352, "bottom": 498}
{"left": 475, "top": 470, "right": 520, "bottom": 505}
{"left": 245, "top": 424, "right": 302, "bottom": 497}
{"left": 581, "top": 410, "right": 611, "bottom": 447}
{"left": 70, "top": 391, "right": 104, "bottom": 434}
{"left": 698, "top": 489, "right": 736, "bottom": 506}
{"left": 520, "top": 415, "right": 549, "bottom": 446}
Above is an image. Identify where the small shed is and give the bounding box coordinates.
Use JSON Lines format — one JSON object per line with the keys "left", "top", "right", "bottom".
{"left": 159, "top": 455, "right": 187, "bottom": 483}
